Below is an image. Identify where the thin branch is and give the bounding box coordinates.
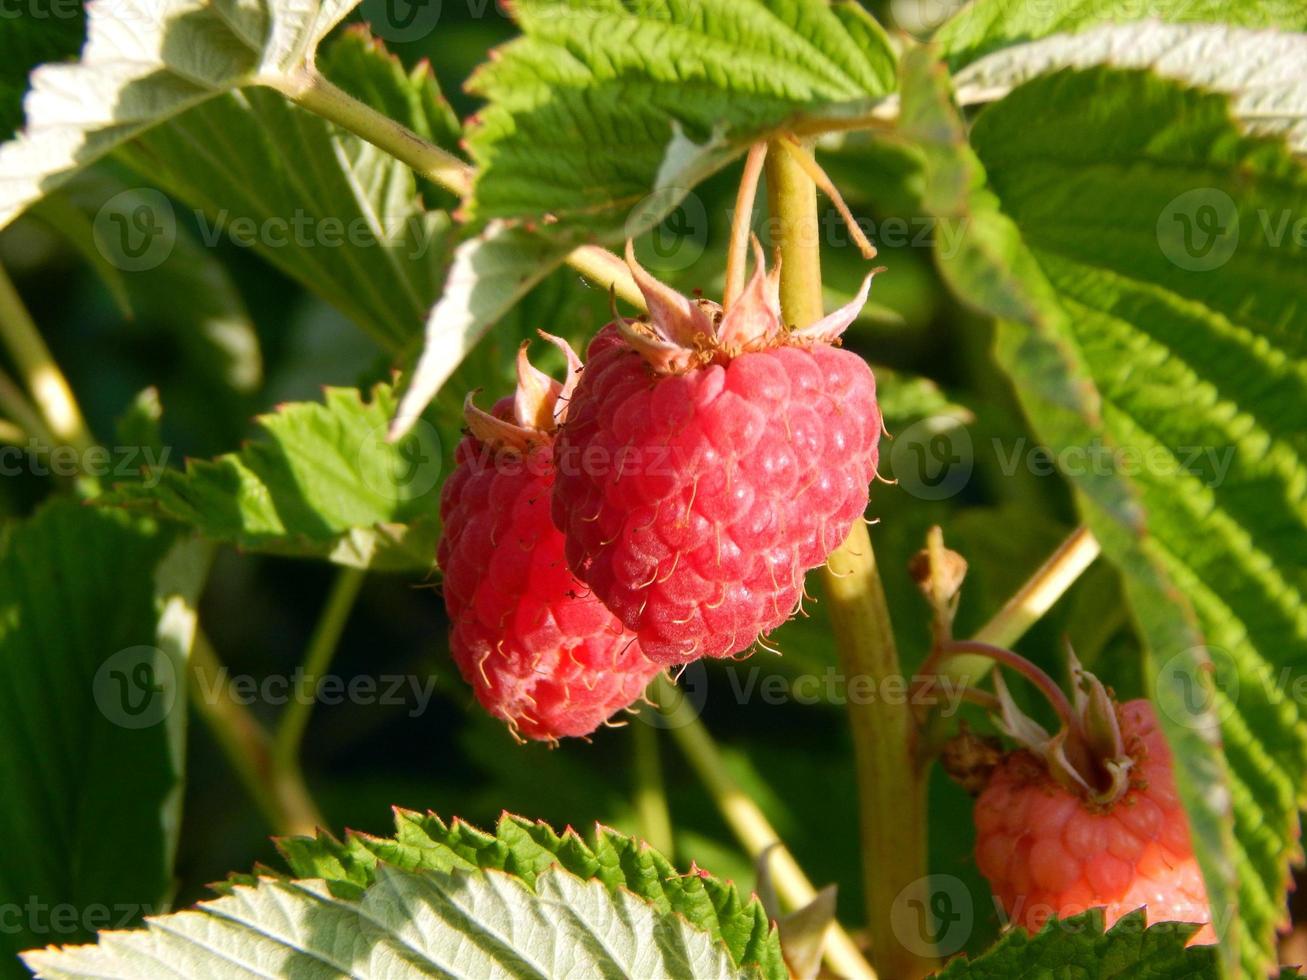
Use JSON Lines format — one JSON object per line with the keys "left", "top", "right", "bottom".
{"left": 917, "top": 527, "right": 1101, "bottom": 760}
{"left": 271, "top": 67, "right": 646, "bottom": 313}
{"left": 652, "top": 675, "right": 876, "bottom": 980}
{"left": 0, "top": 262, "right": 94, "bottom": 453}
{"left": 0, "top": 366, "right": 52, "bottom": 445}
{"left": 632, "top": 716, "right": 674, "bottom": 859}
{"left": 928, "top": 640, "right": 1080, "bottom": 736}
{"left": 190, "top": 631, "right": 324, "bottom": 837}
{"left": 272, "top": 566, "right": 367, "bottom": 773}
{"left": 938, "top": 526, "right": 1101, "bottom": 693}
{"left": 723, "top": 143, "right": 768, "bottom": 310}
{"left": 975, "top": 526, "right": 1101, "bottom": 648}
{"left": 777, "top": 137, "right": 877, "bottom": 259}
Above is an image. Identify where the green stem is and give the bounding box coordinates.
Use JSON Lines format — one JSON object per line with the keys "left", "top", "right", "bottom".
{"left": 0, "top": 367, "right": 52, "bottom": 445}
{"left": 766, "top": 141, "right": 933, "bottom": 979}
{"left": 632, "top": 717, "right": 674, "bottom": 858}
{"left": 0, "top": 262, "right": 94, "bottom": 453}
{"left": 190, "top": 631, "right": 324, "bottom": 836}
{"left": 270, "top": 67, "right": 647, "bottom": 311}
{"left": 936, "top": 527, "right": 1100, "bottom": 692}
{"left": 272, "top": 566, "right": 367, "bottom": 773}
{"left": 653, "top": 675, "right": 876, "bottom": 980}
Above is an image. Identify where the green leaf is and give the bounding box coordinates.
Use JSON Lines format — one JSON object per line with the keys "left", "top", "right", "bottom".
{"left": 23, "top": 864, "right": 750, "bottom": 980}
{"left": 934, "top": 0, "right": 1307, "bottom": 70}
{"left": 113, "top": 28, "right": 457, "bottom": 351}
{"left": 951, "top": 22, "right": 1307, "bottom": 152}
{"left": 901, "top": 50, "right": 1307, "bottom": 977}
{"left": 466, "top": 0, "right": 898, "bottom": 241}
{"left": 933, "top": 909, "right": 1218, "bottom": 978}
{"left": 265, "top": 809, "right": 788, "bottom": 980}
{"left": 391, "top": 221, "right": 569, "bottom": 439}
{"left": 0, "top": 500, "right": 207, "bottom": 968}
{"left": 0, "top": 0, "right": 356, "bottom": 228}
{"left": 105, "top": 383, "right": 444, "bottom": 572}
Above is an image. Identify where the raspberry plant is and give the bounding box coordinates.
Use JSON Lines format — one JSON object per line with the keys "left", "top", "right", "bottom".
{"left": 0, "top": 1, "right": 1304, "bottom": 978}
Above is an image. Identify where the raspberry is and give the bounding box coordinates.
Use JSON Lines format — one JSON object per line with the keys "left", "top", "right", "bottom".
{"left": 973, "top": 699, "right": 1214, "bottom": 943}
{"left": 438, "top": 337, "right": 661, "bottom": 741}
{"left": 552, "top": 242, "right": 882, "bottom": 663}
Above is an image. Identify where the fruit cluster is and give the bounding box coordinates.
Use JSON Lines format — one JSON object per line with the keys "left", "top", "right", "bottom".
{"left": 437, "top": 244, "right": 882, "bottom": 740}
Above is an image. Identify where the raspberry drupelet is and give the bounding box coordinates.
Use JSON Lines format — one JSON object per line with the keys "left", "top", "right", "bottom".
{"left": 552, "top": 241, "right": 883, "bottom": 663}
{"left": 438, "top": 336, "right": 661, "bottom": 741}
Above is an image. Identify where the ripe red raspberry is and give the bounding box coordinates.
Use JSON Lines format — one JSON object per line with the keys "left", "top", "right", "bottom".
{"left": 552, "top": 242, "right": 882, "bottom": 663}
{"left": 973, "top": 698, "right": 1214, "bottom": 943}
{"left": 438, "top": 336, "right": 661, "bottom": 742}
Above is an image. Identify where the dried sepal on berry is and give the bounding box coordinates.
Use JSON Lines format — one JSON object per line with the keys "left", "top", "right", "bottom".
{"left": 617, "top": 237, "right": 879, "bottom": 374}
{"left": 990, "top": 647, "right": 1135, "bottom": 807}
{"left": 463, "top": 331, "right": 583, "bottom": 453}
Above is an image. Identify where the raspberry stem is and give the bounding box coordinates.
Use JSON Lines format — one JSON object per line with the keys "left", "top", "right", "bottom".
{"left": 272, "top": 566, "right": 367, "bottom": 774}
{"left": 723, "top": 143, "right": 769, "bottom": 310}
{"left": 631, "top": 719, "right": 674, "bottom": 858}
{"left": 765, "top": 139, "right": 934, "bottom": 979}
{"left": 652, "top": 675, "right": 876, "bottom": 980}
{"left": 0, "top": 262, "right": 99, "bottom": 495}
{"left": 272, "top": 67, "right": 648, "bottom": 322}
{"left": 928, "top": 640, "right": 1081, "bottom": 737}
{"left": 190, "top": 630, "right": 325, "bottom": 836}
